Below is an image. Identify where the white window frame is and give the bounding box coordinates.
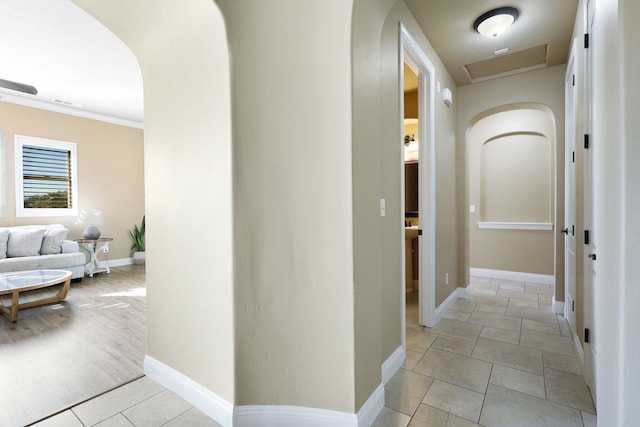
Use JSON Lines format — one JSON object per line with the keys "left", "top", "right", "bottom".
{"left": 14, "top": 135, "right": 79, "bottom": 217}
{"left": 0, "top": 133, "right": 6, "bottom": 217}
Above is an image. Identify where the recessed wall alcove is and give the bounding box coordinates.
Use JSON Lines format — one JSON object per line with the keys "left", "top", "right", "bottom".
{"left": 468, "top": 105, "right": 556, "bottom": 275}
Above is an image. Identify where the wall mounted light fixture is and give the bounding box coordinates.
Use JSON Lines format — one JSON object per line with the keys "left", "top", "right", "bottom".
{"left": 443, "top": 88, "right": 453, "bottom": 107}
{"left": 473, "top": 7, "right": 519, "bottom": 38}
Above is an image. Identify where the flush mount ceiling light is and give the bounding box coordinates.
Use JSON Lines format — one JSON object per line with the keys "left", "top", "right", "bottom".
{"left": 474, "top": 7, "right": 519, "bottom": 38}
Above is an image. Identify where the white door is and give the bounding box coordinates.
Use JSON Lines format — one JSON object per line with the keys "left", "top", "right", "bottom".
{"left": 582, "top": 0, "right": 597, "bottom": 403}
{"left": 564, "top": 42, "right": 578, "bottom": 335}
{"left": 401, "top": 25, "right": 436, "bottom": 328}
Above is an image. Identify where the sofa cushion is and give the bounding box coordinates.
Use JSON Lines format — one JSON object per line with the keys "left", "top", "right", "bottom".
{"left": 0, "top": 229, "right": 9, "bottom": 259}
{"left": 40, "top": 228, "right": 70, "bottom": 255}
{"left": 7, "top": 228, "right": 46, "bottom": 257}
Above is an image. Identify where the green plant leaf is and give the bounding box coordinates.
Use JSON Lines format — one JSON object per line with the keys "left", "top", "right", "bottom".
{"left": 128, "top": 215, "right": 146, "bottom": 252}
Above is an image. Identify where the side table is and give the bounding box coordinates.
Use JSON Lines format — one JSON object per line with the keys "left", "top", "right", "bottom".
{"left": 75, "top": 238, "right": 113, "bottom": 277}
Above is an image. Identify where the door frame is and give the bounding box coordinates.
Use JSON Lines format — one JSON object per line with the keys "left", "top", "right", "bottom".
{"left": 400, "top": 23, "right": 436, "bottom": 329}
{"left": 564, "top": 39, "right": 578, "bottom": 335}
{"left": 582, "top": 0, "right": 596, "bottom": 403}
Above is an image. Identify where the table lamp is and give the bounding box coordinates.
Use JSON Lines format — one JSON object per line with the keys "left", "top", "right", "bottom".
{"left": 78, "top": 208, "right": 104, "bottom": 239}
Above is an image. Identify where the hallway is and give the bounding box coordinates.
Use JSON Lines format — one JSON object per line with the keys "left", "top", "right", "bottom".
{"left": 32, "top": 274, "right": 596, "bottom": 427}
{"left": 373, "top": 276, "right": 597, "bottom": 426}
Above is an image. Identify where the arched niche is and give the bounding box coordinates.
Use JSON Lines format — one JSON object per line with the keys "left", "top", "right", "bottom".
{"left": 468, "top": 104, "right": 557, "bottom": 275}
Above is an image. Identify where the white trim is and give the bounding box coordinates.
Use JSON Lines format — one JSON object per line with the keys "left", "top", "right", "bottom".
{"left": 234, "top": 384, "right": 384, "bottom": 427}
{"left": 356, "top": 384, "right": 385, "bottom": 427}
{"left": 434, "top": 287, "right": 466, "bottom": 324}
{"left": 0, "top": 133, "right": 6, "bottom": 217}
{"left": 234, "top": 406, "right": 356, "bottom": 427}
{"left": 477, "top": 222, "right": 554, "bottom": 231}
{"left": 470, "top": 268, "right": 555, "bottom": 285}
{"left": 0, "top": 95, "right": 143, "bottom": 129}
{"left": 400, "top": 23, "right": 437, "bottom": 328}
{"left": 144, "top": 355, "right": 233, "bottom": 426}
{"left": 14, "top": 135, "right": 79, "bottom": 217}
{"left": 552, "top": 296, "right": 565, "bottom": 314}
{"left": 381, "top": 345, "right": 404, "bottom": 385}
{"left": 107, "top": 257, "right": 135, "bottom": 267}
{"left": 573, "top": 334, "right": 584, "bottom": 363}
{"left": 144, "top": 355, "right": 385, "bottom": 427}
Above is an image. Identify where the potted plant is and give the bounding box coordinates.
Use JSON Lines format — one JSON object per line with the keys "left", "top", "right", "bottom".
{"left": 129, "top": 215, "right": 145, "bottom": 265}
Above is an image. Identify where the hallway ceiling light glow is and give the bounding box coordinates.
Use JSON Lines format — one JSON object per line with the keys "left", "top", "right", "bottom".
{"left": 474, "top": 7, "right": 519, "bottom": 38}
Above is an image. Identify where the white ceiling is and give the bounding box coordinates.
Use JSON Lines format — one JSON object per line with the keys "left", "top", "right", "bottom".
{"left": 0, "top": 0, "right": 143, "bottom": 127}
{"left": 0, "top": 1, "right": 578, "bottom": 127}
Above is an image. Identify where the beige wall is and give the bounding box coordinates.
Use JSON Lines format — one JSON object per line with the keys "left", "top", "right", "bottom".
{"left": 0, "top": 102, "right": 143, "bottom": 261}
{"left": 75, "top": 0, "right": 236, "bottom": 403}
{"left": 78, "top": 0, "right": 464, "bottom": 417}
{"left": 217, "top": 0, "right": 357, "bottom": 411}
{"left": 458, "top": 65, "right": 566, "bottom": 297}
{"left": 468, "top": 108, "right": 556, "bottom": 275}
{"left": 404, "top": 89, "right": 418, "bottom": 119}
{"left": 376, "top": 0, "right": 461, "bottom": 360}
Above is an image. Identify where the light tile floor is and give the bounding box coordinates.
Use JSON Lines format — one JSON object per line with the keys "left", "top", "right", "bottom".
{"left": 31, "top": 377, "right": 221, "bottom": 427}
{"left": 374, "top": 276, "right": 597, "bottom": 427}
{"left": 33, "top": 276, "right": 597, "bottom": 427}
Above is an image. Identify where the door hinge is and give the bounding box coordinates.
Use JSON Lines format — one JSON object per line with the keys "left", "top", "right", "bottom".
{"left": 572, "top": 300, "right": 575, "bottom": 312}
{"left": 585, "top": 33, "right": 590, "bottom": 48}
{"left": 572, "top": 151, "right": 575, "bottom": 163}
{"left": 585, "top": 229, "right": 590, "bottom": 245}
{"left": 572, "top": 225, "right": 575, "bottom": 236}
{"left": 584, "top": 134, "right": 590, "bottom": 149}
{"left": 584, "top": 328, "right": 590, "bottom": 343}
{"left": 418, "top": 229, "right": 422, "bottom": 236}
{"left": 572, "top": 74, "right": 576, "bottom": 86}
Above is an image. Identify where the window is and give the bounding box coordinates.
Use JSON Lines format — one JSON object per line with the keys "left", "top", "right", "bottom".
{"left": 0, "top": 133, "right": 6, "bottom": 217}
{"left": 14, "top": 135, "right": 78, "bottom": 217}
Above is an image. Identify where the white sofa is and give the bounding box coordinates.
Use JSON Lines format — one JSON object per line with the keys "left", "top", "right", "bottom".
{"left": 0, "top": 224, "right": 85, "bottom": 280}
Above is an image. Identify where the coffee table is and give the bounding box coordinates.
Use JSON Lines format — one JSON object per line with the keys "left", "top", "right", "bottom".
{"left": 0, "top": 270, "right": 72, "bottom": 322}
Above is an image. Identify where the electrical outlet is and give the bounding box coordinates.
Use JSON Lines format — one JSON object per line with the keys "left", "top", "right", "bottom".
{"left": 445, "top": 273, "right": 449, "bottom": 285}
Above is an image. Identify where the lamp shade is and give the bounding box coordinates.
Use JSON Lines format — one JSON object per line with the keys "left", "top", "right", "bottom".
{"left": 77, "top": 208, "right": 104, "bottom": 239}
{"left": 77, "top": 208, "right": 104, "bottom": 225}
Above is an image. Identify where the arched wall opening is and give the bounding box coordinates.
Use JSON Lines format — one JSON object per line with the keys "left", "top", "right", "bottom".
{"left": 73, "top": 0, "right": 236, "bottom": 407}
{"left": 467, "top": 104, "right": 557, "bottom": 279}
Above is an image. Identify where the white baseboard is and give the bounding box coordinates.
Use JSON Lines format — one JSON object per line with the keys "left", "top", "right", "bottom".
{"left": 107, "top": 257, "right": 135, "bottom": 267}
{"left": 234, "top": 405, "right": 357, "bottom": 427}
{"left": 381, "top": 345, "right": 404, "bottom": 385}
{"left": 434, "top": 287, "right": 466, "bottom": 324}
{"left": 144, "top": 355, "right": 385, "bottom": 427}
{"left": 234, "top": 384, "right": 384, "bottom": 427}
{"left": 470, "top": 268, "right": 555, "bottom": 285}
{"left": 143, "top": 355, "right": 233, "bottom": 426}
{"left": 356, "top": 383, "right": 385, "bottom": 427}
{"left": 552, "top": 297, "right": 564, "bottom": 314}
{"left": 573, "top": 334, "right": 585, "bottom": 363}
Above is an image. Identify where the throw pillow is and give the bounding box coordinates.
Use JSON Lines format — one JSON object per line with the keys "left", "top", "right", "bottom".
{"left": 40, "top": 228, "right": 70, "bottom": 255}
{"left": 0, "top": 229, "right": 9, "bottom": 259}
{"left": 7, "top": 228, "right": 47, "bottom": 257}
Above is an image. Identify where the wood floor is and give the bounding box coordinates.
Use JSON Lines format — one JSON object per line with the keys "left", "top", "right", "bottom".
{"left": 0, "top": 265, "right": 146, "bottom": 427}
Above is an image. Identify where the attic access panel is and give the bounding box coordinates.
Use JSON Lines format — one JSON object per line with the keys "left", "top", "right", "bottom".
{"left": 464, "top": 44, "right": 548, "bottom": 82}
